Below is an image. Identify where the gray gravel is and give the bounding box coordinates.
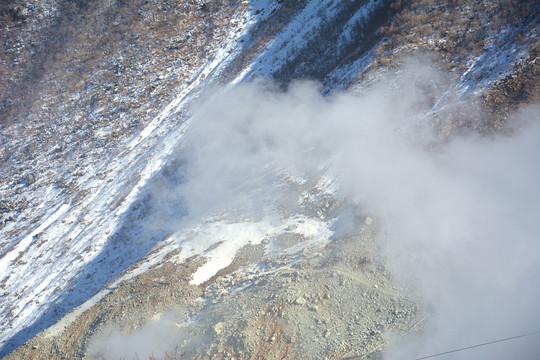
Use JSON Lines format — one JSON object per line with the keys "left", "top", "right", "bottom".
{"left": 4, "top": 211, "right": 425, "bottom": 360}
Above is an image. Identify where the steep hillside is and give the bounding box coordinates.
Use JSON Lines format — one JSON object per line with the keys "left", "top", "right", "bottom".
{"left": 1, "top": 0, "right": 539, "bottom": 359}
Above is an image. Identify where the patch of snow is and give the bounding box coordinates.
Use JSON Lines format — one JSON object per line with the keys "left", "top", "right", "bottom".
{"left": 294, "top": 217, "right": 328, "bottom": 238}
{"left": 184, "top": 214, "right": 333, "bottom": 285}
{"left": 235, "top": 0, "right": 342, "bottom": 81}
{"left": 337, "top": 0, "right": 381, "bottom": 47}
{"left": 0, "top": 203, "right": 70, "bottom": 278}
{"left": 0, "top": 4, "right": 259, "bottom": 353}
{"left": 188, "top": 220, "right": 279, "bottom": 285}
{"left": 458, "top": 23, "right": 536, "bottom": 95}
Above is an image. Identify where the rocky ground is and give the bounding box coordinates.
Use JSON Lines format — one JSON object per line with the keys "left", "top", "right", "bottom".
{"left": 5, "top": 203, "right": 424, "bottom": 360}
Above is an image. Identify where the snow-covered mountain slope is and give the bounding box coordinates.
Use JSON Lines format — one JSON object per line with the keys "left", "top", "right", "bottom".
{"left": 0, "top": 4, "right": 253, "bottom": 355}
{"left": 1, "top": 0, "right": 539, "bottom": 358}
{"left": 0, "top": 1, "right": 341, "bottom": 354}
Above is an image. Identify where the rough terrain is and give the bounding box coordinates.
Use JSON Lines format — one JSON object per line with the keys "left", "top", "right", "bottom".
{"left": 1, "top": 0, "right": 539, "bottom": 359}
{"left": 7, "top": 211, "right": 424, "bottom": 359}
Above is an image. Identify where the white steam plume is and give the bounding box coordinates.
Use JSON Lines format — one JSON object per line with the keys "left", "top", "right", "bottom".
{"left": 90, "top": 59, "right": 540, "bottom": 358}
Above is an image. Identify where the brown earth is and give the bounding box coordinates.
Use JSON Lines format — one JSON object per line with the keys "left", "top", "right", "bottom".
{"left": 4, "top": 211, "right": 424, "bottom": 360}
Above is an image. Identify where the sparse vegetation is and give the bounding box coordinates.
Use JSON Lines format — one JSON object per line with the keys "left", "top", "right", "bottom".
{"left": 0, "top": 0, "right": 246, "bottom": 248}
{"left": 374, "top": 0, "right": 538, "bottom": 73}
{"left": 1, "top": 0, "right": 538, "bottom": 359}
{"left": 358, "top": 0, "right": 540, "bottom": 136}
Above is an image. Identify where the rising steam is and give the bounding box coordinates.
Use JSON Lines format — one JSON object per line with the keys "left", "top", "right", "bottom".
{"left": 89, "top": 59, "right": 540, "bottom": 359}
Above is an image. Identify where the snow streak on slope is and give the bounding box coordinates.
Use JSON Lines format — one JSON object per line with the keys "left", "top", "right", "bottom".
{"left": 155, "top": 215, "right": 333, "bottom": 287}
{"left": 1, "top": 0, "right": 364, "bottom": 352}
{"left": 237, "top": 0, "right": 341, "bottom": 79}
{"left": 0, "top": 3, "right": 268, "bottom": 355}
{"left": 458, "top": 22, "right": 537, "bottom": 95}
{"left": 237, "top": 0, "right": 386, "bottom": 87}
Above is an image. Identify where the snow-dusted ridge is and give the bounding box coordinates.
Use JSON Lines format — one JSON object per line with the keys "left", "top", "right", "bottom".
{"left": 0, "top": 2, "right": 269, "bottom": 354}
{"left": 237, "top": 0, "right": 387, "bottom": 83}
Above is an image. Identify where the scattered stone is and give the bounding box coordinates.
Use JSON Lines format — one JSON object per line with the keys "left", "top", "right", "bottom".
{"left": 25, "top": 174, "right": 36, "bottom": 186}
{"left": 214, "top": 322, "right": 224, "bottom": 335}
{"left": 294, "top": 297, "right": 306, "bottom": 305}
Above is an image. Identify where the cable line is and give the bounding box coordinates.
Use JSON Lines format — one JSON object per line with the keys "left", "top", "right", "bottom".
{"left": 414, "top": 330, "right": 540, "bottom": 360}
